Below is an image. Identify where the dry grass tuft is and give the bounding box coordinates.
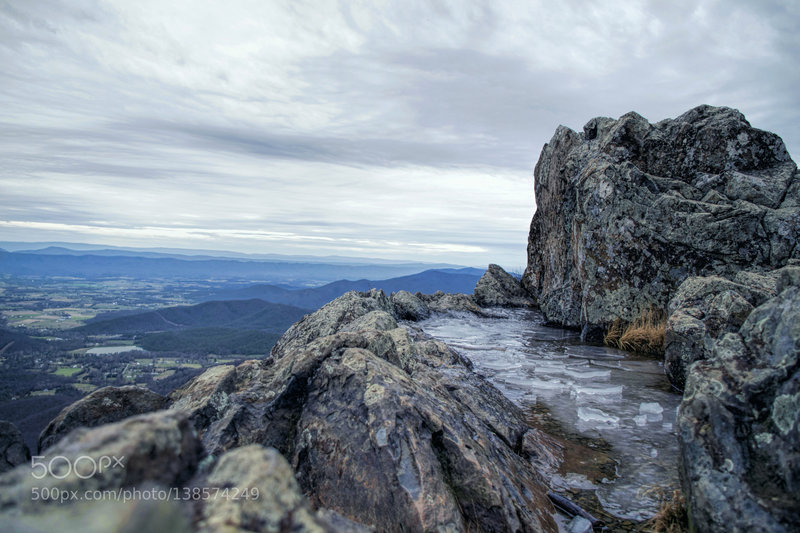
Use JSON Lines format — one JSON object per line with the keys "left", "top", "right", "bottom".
{"left": 642, "top": 488, "right": 689, "bottom": 532}
{"left": 604, "top": 307, "right": 666, "bottom": 356}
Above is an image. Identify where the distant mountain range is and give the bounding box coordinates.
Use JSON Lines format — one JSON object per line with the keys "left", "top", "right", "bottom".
{"left": 201, "top": 268, "right": 483, "bottom": 309}
{"left": 77, "top": 299, "right": 309, "bottom": 335}
{"left": 0, "top": 245, "right": 481, "bottom": 286}
{"left": 80, "top": 266, "right": 483, "bottom": 336}
{"left": 0, "top": 241, "right": 467, "bottom": 266}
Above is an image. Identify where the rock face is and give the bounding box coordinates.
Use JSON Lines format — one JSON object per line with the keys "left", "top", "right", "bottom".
{"left": 474, "top": 264, "right": 534, "bottom": 307}
{"left": 677, "top": 285, "right": 800, "bottom": 532}
{"left": 198, "top": 445, "right": 369, "bottom": 533}
{"left": 0, "top": 421, "right": 30, "bottom": 474}
{"left": 170, "top": 290, "right": 559, "bottom": 532}
{"left": 389, "top": 290, "right": 430, "bottom": 321}
{"left": 664, "top": 265, "right": 800, "bottom": 389}
{"left": 522, "top": 105, "right": 799, "bottom": 332}
{"left": 0, "top": 410, "right": 363, "bottom": 532}
{"left": 38, "top": 385, "right": 168, "bottom": 452}
{"left": 0, "top": 410, "right": 203, "bottom": 513}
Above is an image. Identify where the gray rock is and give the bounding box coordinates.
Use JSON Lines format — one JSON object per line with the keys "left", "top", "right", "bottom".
{"left": 0, "top": 410, "right": 203, "bottom": 513}
{"left": 665, "top": 266, "right": 800, "bottom": 389}
{"left": 0, "top": 421, "right": 30, "bottom": 474}
{"left": 269, "top": 289, "right": 394, "bottom": 356}
{"left": 474, "top": 264, "right": 534, "bottom": 307}
{"left": 1, "top": 413, "right": 361, "bottom": 532}
{"left": 2, "top": 499, "right": 192, "bottom": 533}
{"left": 198, "top": 444, "right": 368, "bottom": 533}
{"left": 38, "top": 385, "right": 168, "bottom": 452}
{"left": 172, "top": 291, "right": 559, "bottom": 533}
{"left": 416, "top": 290, "right": 501, "bottom": 317}
{"left": 677, "top": 286, "right": 800, "bottom": 531}
{"left": 389, "top": 290, "right": 430, "bottom": 321}
{"left": 522, "top": 105, "right": 799, "bottom": 331}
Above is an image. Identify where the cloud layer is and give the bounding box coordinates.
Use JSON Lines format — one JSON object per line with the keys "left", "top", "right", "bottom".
{"left": 1, "top": 0, "right": 797, "bottom": 266}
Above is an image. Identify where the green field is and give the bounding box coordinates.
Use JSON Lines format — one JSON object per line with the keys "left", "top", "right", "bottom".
{"left": 53, "top": 366, "right": 82, "bottom": 377}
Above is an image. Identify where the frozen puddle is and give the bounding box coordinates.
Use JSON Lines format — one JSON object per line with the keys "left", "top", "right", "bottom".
{"left": 418, "top": 309, "right": 681, "bottom": 521}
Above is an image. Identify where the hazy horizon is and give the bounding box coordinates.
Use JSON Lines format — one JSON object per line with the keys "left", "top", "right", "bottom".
{"left": 2, "top": 1, "right": 798, "bottom": 267}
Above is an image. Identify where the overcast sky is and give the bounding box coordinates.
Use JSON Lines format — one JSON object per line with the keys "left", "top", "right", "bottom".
{"left": 1, "top": 0, "right": 798, "bottom": 268}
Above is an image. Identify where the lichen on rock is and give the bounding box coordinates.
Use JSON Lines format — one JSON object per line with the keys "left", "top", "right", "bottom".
{"left": 522, "top": 105, "right": 799, "bottom": 333}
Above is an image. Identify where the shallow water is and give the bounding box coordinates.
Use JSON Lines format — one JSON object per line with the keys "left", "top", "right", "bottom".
{"left": 418, "top": 309, "right": 681, "bottom": 521}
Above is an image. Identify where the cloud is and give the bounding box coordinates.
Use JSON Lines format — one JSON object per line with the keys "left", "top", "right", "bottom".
{"left": 0, "top": 0, "right": 797, "bottom": 267}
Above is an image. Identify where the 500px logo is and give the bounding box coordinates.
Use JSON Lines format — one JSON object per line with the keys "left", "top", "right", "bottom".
{"left": 30, "top": 455, "right": 126, "bottom": 480}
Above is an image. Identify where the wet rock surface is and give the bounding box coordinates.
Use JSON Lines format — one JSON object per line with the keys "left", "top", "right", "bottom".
{"left": 522, "top": 105, "right": 799, "bottom": 331}
{"left": 677, "top": 285, "right": 800, "bottom": 531}
{"left": 474, "top": 264, "right": 535, "bottom": 307}
{"left": 171, "top": 290, "right": 559, "bottom": 532}
{"left": 38, "top": 385, "right": 168, "bottom": 452}
{"left": 418, "top": 309, "right": 681, "bottom": 523}
{"left": 0, "top": 421, "right": 30, "bottom": 474}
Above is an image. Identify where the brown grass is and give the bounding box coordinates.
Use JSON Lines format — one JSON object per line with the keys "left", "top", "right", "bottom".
{"left": 604, "top": 307, "right": 666, "bottom": 356}
{"left": 642, "top": 489, "right": 689, "bottom": 532}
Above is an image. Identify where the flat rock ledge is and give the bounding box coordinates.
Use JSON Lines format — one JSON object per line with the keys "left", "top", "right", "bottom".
{"left": 0, "top": 289, "right": 562, "bottom": 533}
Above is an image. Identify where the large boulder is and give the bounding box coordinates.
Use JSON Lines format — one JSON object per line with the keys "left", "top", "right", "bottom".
{"left": 197, "top": 444, "right": 369, "bottom": 533}
{"left": 0, "top": 421, "right": 30, "bottom": 474}
{"left": 522, "top": 105, "right": 799, "bottom": 332}
{"left": 677, "top": 285, "right": 800, "bottom": 531}
{"left": 171, "top": 290, "right": 559, "bottom": 532}
{"left": 389, "top": 290, "right": 430, "bottom": 321}
{"left": 38, "top": 385, "right": 168, "bottom": 452}
{"left": 0, "top": 411, "right": 362, "bottom": 532}
{"left": 664, "top": 265, "right": 800, "bottom": 389}
{"left": 0, "top": 410, "right": 203, "bottom": 514}
{"left": 474, "top": 264, "right": 534, "bottom": 307}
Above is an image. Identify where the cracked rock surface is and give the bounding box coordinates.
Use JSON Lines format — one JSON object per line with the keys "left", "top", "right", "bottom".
{"left": 522, "top": 105, "right": 799, "bottom": 332}
{"left": 172, "top": 289, "right": 559, "bottom": 532}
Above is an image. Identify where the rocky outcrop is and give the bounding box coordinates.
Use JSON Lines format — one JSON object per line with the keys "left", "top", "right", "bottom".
{"left": 198, "top": 445, "right": 369, "bottom": 533}
{"left": 38, "top": 385, "right": 168, "bottom": 452}
{"left": 0, "top": 411, "right": 365, "bottom": 532}
{"left": 522, "top": 105, "right": 799, "bottom": 333}
{"left": 665, "top": 265, "right": 800, "bottom": 389}
{"left": 389, "top": 290, "right": 430, "bottom": 321}
{"left": 0, "top": 410, "right": 202, "bottom": 513}
{"left": 170, "top": 290, "right": 559, "bottom": 532}
{"left": 416, "top": 290, "right": 501, "bottom": 317}
{"left": 0, "top": 421, "right": 29, "bottom": 474}
{"left": 474, "top": 264, "right": 534, "bottom": 307}
{"left": 677, "top": 285, "right": 800, "bottom": 532}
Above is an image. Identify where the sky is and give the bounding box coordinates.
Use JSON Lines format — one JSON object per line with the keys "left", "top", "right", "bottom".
{"left": 1, "top": 0, "right": 798, "bottom": 268}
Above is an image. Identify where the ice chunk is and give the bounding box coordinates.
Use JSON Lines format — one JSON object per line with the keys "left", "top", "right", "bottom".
{"left": 571, "top": 384, "right": 623, "bottom": 397}
{"left": 563, "top": 368, "right": 611, "bottom": 380}
{"left": 578, "top": 406, "right": 620, "bottom": 426}
{"left": 639, "top": 402, "right": 664, "bottom": 415}
{"left": 633, "top": 414, "right": 648, "bottom": 427}
{"left": 567, "top": 516, "right": 593, "bottom": 533}
{"left": 639, "top": 402, "right": 664, "bottom": 422}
